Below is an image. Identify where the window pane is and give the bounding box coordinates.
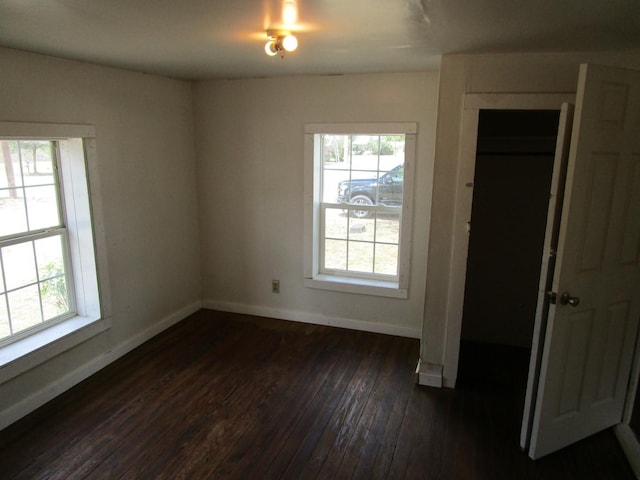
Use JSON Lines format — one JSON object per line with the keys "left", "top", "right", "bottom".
{"left": 35, "top": 235, "right": 65, "bottom": 280}
{"left": 20, "top": 141, "right": 55, "bottom": 186}
{"left": 41, "top": 276, "right": 69, "bottom": 321}
{"left": 351, "top": 135, "right": 379, "bottom": 164}
{"left": 322, "top": 134, "right": 349, "bottom": 165}
{"left": 26, "top": 185, "right": 60, "bottom": 230}
{"left": 0, "top": 140, "right": 59, "bottom": 237}
{"left": 324, "top": 207, "right": 348, "bottom": 240}
{"left": 375, "top": 244, "right": 399, "bottom": 275}
{"left": 324, "top": 239, "right": 347, "bottom": 270}
{"left": 348, "top": 216, "right": 374, "bottom": 242}
{"left": 8, "top": 284, "right": 42, "bottom": 333}
{"left": 0, "top": 294, "right": 9, "bottom": 339}
{"left": 322, "top": 135, "right": 351, "bottom": 204}
{"left": 350, "top": 135, "right": 369, "bottom": 157}
{"left": 348, "top": 241, "right": 374, "bottom": 273}
{"left": 375, "top": 215, "right": 400, "bottom": 244}
{"left": 0, "top": 140, "right": 24, "bottom": 189}
{"left": 378, "top": 165, "right": 404, "bottom": 207}
{"left": 0, "top": 194, "right": 28, "bottom": 237}
{"left": 325, "top": 169, "right": 353, "bottom": 204}
{"left": 2, "top": 242, "right": 37, "bottom": 290}
{"left": 36, "top": 235, "right": 70, "bottom": 320}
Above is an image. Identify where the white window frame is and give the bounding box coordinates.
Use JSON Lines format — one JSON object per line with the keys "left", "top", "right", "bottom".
{"left": 0, "top": 122, "right": 111, "bottom": 384}
{"left": 0, "top": 140, "right": 77, "bottom": 346}
{"left": 304, "top": 123, "right": 416, "bottom": 298}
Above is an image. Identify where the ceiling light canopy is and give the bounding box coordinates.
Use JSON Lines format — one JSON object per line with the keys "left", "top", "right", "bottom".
{"left": 265, "top": 29, "right": 298, "bottom": 58}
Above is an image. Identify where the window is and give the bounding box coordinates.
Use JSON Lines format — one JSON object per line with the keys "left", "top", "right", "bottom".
{"left": 0, "top": 140, "right": 74, "bottom": 344}
{"left": 0, "top": 122, "right": 109, "bottom": 384}
{"left": 304, "top": 123, "right": 416, "bottom": 298}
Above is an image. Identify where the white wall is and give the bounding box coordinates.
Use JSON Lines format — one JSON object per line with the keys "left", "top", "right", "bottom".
{"left": 0, "top": 48, "right": 202, "bottom": 423}
{"left": 194, "top": 73, "right": 438, "bottom": 337}
{"left": 422, "top": 51, "right": 640, "bottom": 387}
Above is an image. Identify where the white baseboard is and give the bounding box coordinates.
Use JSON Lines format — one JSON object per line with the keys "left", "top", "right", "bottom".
{"left": 416, "top": 359, "right": 443, "bottom": 388}
{"left": 615, "top": 424, "right": 640, "bottom": 479}
{"left": 202, "top": 300, "right": 421, "bottom": 339}
{"left": 0, "top": 300, "right": 202, "bottom": 431}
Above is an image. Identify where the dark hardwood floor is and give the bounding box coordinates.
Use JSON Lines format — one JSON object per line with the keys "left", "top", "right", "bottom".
{"left": 0, "top": 310, "right": 634, "bottom": 479}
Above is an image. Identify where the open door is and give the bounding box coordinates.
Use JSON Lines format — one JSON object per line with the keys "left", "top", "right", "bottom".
{"left": 520, "top": 103, "right": 574, "bottom": 451}
{"left": 528, "top": 64, "right": 640, "bottom": 459}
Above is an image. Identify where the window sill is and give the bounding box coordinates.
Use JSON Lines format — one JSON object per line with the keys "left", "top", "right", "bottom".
{"left": 305, "top": 275, "right": 408, "bottom": 298}
{"left": 0, "top": 315, "right": 110, "bottom": 384}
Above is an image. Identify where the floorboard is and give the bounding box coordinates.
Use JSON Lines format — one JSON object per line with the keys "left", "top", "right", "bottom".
{"left": 0, "top": 310, "right": 634, "bottom": 479}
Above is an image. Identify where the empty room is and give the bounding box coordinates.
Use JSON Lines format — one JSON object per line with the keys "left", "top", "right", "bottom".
{"left": 1, "top": 1, "right": 640, "bottom": 478}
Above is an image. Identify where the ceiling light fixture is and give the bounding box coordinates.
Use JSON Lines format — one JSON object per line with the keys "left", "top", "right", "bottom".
{"left": 264, "top": 29, "right": 298, "bottom": 58}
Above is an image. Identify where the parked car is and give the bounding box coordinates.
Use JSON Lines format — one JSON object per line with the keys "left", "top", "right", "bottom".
{"left": 336, "top": 164, "right": 403, "bottom": 218}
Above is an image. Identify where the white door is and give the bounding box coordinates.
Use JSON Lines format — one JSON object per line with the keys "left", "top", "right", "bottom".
{"left": 520, "top": 103, "right": 574, "bottom": 451}
{"left": 528, "top": 64, "right": 640, "bottom": 459}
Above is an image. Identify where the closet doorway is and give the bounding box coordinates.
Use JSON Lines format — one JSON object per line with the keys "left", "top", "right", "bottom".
{"left": 457, "top": 110, "right": 559, "bottom": 394}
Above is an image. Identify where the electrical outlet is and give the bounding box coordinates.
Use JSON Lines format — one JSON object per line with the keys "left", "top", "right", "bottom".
{"left": 271, "top": 279, "right": 280, "bottom": 293}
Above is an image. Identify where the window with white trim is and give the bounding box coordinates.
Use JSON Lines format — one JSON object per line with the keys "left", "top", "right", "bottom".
{"left": 304, "top": 123, "right": 416, "bottom": 298}
{"left": 0, "top": 123, "right": 108, "bottom": 385}
{"left": 0, "top": 140, "right": 74, "bottom": 344}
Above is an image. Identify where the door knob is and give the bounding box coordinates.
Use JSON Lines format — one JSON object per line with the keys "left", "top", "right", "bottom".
{"left": 560, "top": 292, "right": 580, "bottom": 307}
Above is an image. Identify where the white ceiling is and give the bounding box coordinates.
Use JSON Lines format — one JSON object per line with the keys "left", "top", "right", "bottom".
{"left": 0, "top": 0, "right": 639, "bottom": 80}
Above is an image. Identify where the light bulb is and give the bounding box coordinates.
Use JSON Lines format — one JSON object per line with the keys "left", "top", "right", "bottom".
{"left": 265, "top": 40, "right": 278, "bottom": 56}
{"left": 282, "top": 34, "right": 298, "bottom": 52}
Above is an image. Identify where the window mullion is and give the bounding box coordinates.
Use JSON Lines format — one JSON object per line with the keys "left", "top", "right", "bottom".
{"left": 0, "top": 249, "right": 14, "bottom": 336}
{"left": 16, "top": 141, "right": 29, "bottom": 232}
{"left": 60, "top": 230, "right": 76, "bottom": 314}
{"left": 32, "top": 240, "right": 46, "bottom": 325}
{"left": 52, "top": 142, "right": 66, "bottom": 230}
{"left": 0, "top": 227, "right": 68, "bottom": 248}
{"left": 4, "top": 278, "right": 45, "bottom": 295}
{"left": 319, "top": 202, "right": 326, "bottom": 273}
{"left": 345, "top": 209, "right": 350, "bottom": 271}
{"left": 372, "top": 213, "right": 378, "bottom": 273}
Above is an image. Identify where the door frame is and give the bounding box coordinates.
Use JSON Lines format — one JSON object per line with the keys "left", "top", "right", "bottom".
{"left": 442, "top": 93, "right": 576, "bottom": 388}
{"left": 614, "top": 315, "right": 640, "bottom": 477}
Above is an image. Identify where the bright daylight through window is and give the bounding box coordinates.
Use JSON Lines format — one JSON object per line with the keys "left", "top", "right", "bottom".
{"left": 304, "top": 124, "right": 416, "bottom": 298}
{"left": 0, "top": 140, "right": 73, "bottom": 344}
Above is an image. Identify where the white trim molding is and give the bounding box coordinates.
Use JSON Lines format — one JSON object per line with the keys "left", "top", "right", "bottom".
{"left": 463, "top": 93, "right": 576, "bottom": 111}
{"left": 303, "top": 123, "right": 417, "bottom": 298}
{"left": 416, "top": 359, "right": 443, "bottom": 388}
{"left": 0, "top": 121, "right": 96, "bottom": 139}
{"left": 0, "top": 316, "right": 111, "bottom": 383}
{"left": 202, "top": 300, "right": 421, "bottom": 339}
{"left": 304, "top": 123, "right": 418, "bottom": 135}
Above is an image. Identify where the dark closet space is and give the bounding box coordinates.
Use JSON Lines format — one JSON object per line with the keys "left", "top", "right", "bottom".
{"left": 458, "top": 110, "right": 559, "bottom": 391}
